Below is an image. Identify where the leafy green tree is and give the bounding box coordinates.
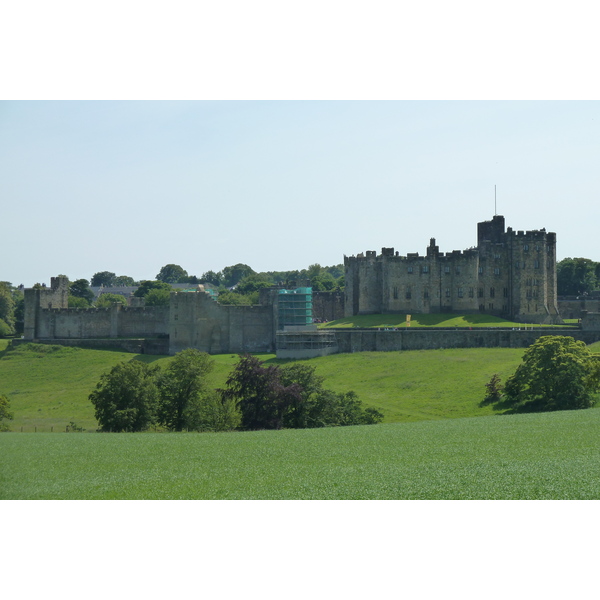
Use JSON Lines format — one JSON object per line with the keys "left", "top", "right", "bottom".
{"left": 178, "top": 275, "right": 200, "bottom": 284}
{"left": 156, "top": 264, "right": 188, "bottom": 284}
{"left": 217, "top": 290, "right": 253, "bottom": 305}
{"left": 68, "top": 296, "right": 91, "bottom": 308}
{"left": 69, "top": 279, "right": 94, "bottom": 305}
{"left": 172, "top": 389, "right": 240, "bottom": 432}
{"left": 113, "top": 275, "right": 136, "bottom": 286}
{"left": 90, "top": 271, "right": 116, "bottom": 287}
{"left": 222, "top": 264, "right": 255, "bottom": 288}
{"left": 235, "top": 274, "right": 272, "bottom": 295}
{"left": 0, "top": 394, "right": 14, "bottom": 431}
{"left": 133, "top": 280, "right": 172, "bottom": 298}
{"left": 201, "top": 270, "right": 223, "bottom": 286}
{"left": 557, "top": 258, "right": 599, "bottom": 296}
{"left": 157, "top": 349, "right": 215, "bottom": 431}
{"left": 145, "top": 288, "right": 171, "bottom": 306}
{"left": 0, "top": 282, "right": 15, "bottom": 334}
{"left": 89, "top": 361, "right": 160, "bottom": 432}
{"left": 280, "top": 363, "right": 383, "bottom": 427}
{"left": 481, "top": 336, "right": 600, "bottom": 413}
{"left": 95, "top": 293, "right": 127, "bottom": 308}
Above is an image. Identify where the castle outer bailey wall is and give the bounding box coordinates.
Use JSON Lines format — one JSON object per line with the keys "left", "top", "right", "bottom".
{"left": 31, "top": 304, "right": 169, "bottom": 340}
{"left": 344, "top": 216, "right": 562, "bottom": 324}
{"left": 333, "top": 328, "right": 600, "bottom": 353}
{"left": 169, "top": 291, "right": 276, "bottom": 355}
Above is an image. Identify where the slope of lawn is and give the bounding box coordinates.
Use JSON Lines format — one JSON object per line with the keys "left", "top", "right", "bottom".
{"left": 3, "top": 407, "right": 600, "bottom": 499}
{"left": 3, "top": 338, "right": 600, "bottom": 431}
{"left": 0, "top": 342, "right": 526, "bottom": 430}
{"left": 320, "top": 313, "right": 576, "bottom": 329}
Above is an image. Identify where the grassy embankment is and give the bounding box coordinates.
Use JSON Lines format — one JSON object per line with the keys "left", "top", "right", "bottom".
{"left": 319, "top": 313, "right": 577, "bottom": 328}
{"left": 0, "top": 340, "right": 526, "bottom": 430}
{"left": 1, "top": 336, "right": 599, "bottom": 431}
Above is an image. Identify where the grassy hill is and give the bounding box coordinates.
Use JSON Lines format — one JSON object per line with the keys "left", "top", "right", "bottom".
{"left": 2, "top": 338, "right": 599, "bottom": 432}
{"left": 4, "top": 408, "right": 600, "bottom": 499}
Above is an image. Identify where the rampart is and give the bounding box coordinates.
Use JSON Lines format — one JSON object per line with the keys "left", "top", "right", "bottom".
{"left": 28, "top": 304, "right": 169, "bottom": 340}
{"left": 331, "top": 328, "right": 600, "bottom": 353}
{"left": 169, "top": 290, "right": 276, "bottom": 355}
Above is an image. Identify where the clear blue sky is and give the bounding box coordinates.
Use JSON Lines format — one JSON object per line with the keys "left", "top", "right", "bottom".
{"left": 1, "top": 100, "right": 599, "bottom": 287}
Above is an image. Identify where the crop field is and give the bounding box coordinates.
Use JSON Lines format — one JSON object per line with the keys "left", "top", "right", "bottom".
{"left": 3, "top": 408, "right": 600, "bottom": 499}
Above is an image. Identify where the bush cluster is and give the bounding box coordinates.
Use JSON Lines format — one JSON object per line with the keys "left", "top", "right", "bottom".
{"left": 90, "top": 351, "right": 383, "bottom": 433}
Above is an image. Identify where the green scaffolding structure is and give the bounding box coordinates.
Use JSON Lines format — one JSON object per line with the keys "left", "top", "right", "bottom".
{"left": 277, "top": 287, "right": 313, "bottom": 327}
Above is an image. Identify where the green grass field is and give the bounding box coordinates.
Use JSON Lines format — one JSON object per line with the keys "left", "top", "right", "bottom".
{"left": 320, "top": 313, "right": 576, "bottom": 329}
{"left": 2, "top": 338, "right": 600, "bottom": 431}
{"left": 0, "top": 341, "right": 526, "bottom": 430}
{"left": 3, "top": 408, "right": 600, "bottom": 499}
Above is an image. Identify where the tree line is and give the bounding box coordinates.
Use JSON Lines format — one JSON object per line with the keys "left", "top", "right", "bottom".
{"left": 89, "top": 350, "right": 383, "bottom": 433}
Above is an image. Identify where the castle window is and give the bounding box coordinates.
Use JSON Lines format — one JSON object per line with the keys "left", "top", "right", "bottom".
{"left": 456, "top": 267, "right": 461, "bottom": 274}
{"left": 479, "top": 304, "right": 485, "bottom": 312}
{"left": 445, "top": 288, "right": 451, "bottom": 298}
{"left": 524, "top": 244, "right": 529, "bottom": 251}
{"left": 424, "top": 289, "right": 429, "bottom": 299}
{"left": 407, "top": 266, "right": 413, "bottom": 274}
{"left": 478, "top": 267, "right": 483, "bottom": 275}
{"left": 478, "top": 288, "right": 484, "bottom": 298}
{"left": 515, "top": 261, "right": 520, "bottom": 268}
{"left": 422, "top": 266, "right": 429, "bottom": 274}
{"left": 534, "top": 260, "right": 540, "bottom": 269}
{"left": 490, "top": 287, "right": 495, "bottom": 298}
{"left": 469, "top": 287, "right": 474, "bottom": 298}
{"left": 503, "top": 287, "right": 508, "bottom": 297}
{"left": 494, "top": 268, "right": 500, "bottom": 275}
{"left": 494, "top": 253, "right": 501, "bottom": 259}
{"left": 174, "top": 314, "right": 178, "bottom": 321}
{"left": 405, "top": 287, "right": 412, "bottom": 299}
{"left": 535, "top": 244, "right": 540, "bottom": 251}
{"left": 526, "top": 290, "right": 533, "bottom": 299}
{"left": 533, "top": 289, "right": 539, "bottom": 299}
{"left": 533, "top": 278, "right": 538, "bottom": 286}
{"left": 502, "top": 304, "right": 508, "bottom": 313}
{"left": 457, "top": 287, "right": 464, "bottom": 298}
{"left": 489, "top": 303, "right": 494, "bottom": 310}
{"left": 526, "top": 278, "right": 532, "bottom": 286}
{"left": 444, "top": 266, "right": 450, "bottom": 274}
{"left": 393, "top": 286, "right": 398, "bottom": 300}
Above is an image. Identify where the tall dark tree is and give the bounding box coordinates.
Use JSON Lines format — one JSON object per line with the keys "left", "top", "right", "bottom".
{"left": 157, "top": 349, "right": 215, "bottom": 431}
{"left": 221, "top": 355, "right": 302, "bottom": 430}
{"left": 69, "top": 279, "right": 95, "bottom": 305}
{"left": 156, "top": 264, "right": 188, "bottom": 284}
{"left": 89, "top": 361, "right": 160, "bottom": 432}
{"left": 557, "top": 258, "right": 599, "bottom": 296}
{"left": 133, "top": 280, "right": 172, "bottom": 298}
{"left": 221, "top": 264, "right": 255, "bottom": 288}
{"left": 91, "top": 271, "right": 117, "bottom": 287}
{"left": 113, "top": 275, "right": 136, "bottom": 286}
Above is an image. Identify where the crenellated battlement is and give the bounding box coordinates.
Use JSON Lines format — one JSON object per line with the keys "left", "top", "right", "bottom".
{"left": 344, "top": 215, "right": 560, "bottom": 323}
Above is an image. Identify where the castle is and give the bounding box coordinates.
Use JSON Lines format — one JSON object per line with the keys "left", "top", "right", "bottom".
{"left": 344, "top": 215, "right": 562, "bottom": 324}
{"left": 23, "top": 215, "right": 600, "bottom": 357}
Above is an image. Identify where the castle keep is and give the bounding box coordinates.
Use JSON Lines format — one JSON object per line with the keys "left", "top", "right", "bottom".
{"left": 344, "top": 216, "right": 562, "bottom": 324}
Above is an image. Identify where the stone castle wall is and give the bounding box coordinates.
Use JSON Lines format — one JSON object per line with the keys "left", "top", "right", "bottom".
{"left": 333, "top": 328, "right": 600, "bottom": 353}
{"left": 32, "top": 304, "right": 170, "bottom": 339}
{"left": 169, "top": 291, "right": 276, "bottom": 355}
